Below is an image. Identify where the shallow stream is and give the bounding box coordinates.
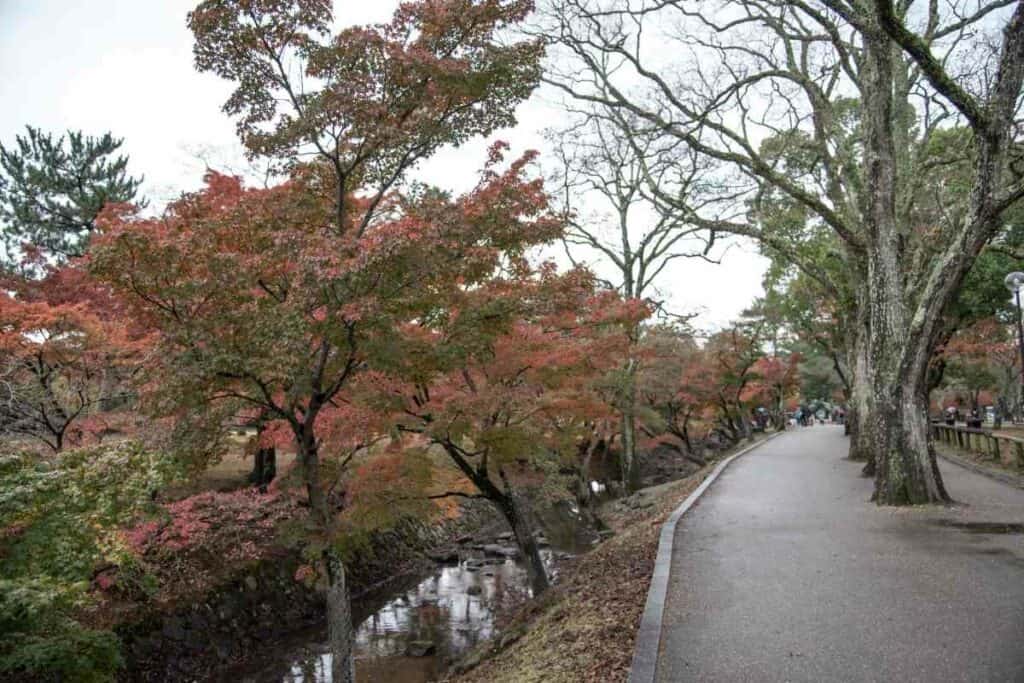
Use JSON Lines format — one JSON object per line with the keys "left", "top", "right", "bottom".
{"left": 232, "top": 502, "right": 598, "bottom": 683}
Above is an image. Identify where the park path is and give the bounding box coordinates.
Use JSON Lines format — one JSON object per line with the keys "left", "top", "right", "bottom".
{"left": 656, "top": 425, "right": 1024, "bottom": 682}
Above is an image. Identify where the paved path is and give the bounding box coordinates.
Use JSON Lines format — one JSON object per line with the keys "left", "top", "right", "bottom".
{"left": 657, "top": 426, "right": 1024, "bottom": 682}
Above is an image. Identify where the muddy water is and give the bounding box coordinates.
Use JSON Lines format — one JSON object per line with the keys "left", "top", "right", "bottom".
{"left": 234, "top": 502, "right": 599, "bottom": 683}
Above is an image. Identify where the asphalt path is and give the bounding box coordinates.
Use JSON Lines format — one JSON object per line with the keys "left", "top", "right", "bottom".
{"left": 656, "top": 425, "right": 1024, "bottom": 682}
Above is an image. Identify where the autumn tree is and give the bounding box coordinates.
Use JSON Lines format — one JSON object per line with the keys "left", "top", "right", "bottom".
{"left": 938, "top": 318, "right": 1017, "bottom": 416}
{"left": 745, "top": 353, "right": 802, "bottom": 430}
{"left": 95, "top": 4, "right": 546, "bottom": 680}
{"left": 378, "top": 258, "right": 641, "bottom": 593}
{"left": 702, "top": 322, "right": 770, "bottom": 443}
{"left": 636, "top": 325, "right": 716, "bottom": 460}
{"left": 91, "top": 147, "right": 556, "bottom": 679}
{"left": 549, "top": 0, "right": 1024, "bottom": 504}
{"left": 188, "top": 0, "right": 542, "bottom": 235}
{"left": 0, "top": 264, "right": 141, "bottom": 452}
{"left": 0, "top": 127, "right": 143, "bottom": 268}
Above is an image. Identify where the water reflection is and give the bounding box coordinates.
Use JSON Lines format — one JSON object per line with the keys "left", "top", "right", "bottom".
{"left": 235, "top": 506, "right": 598, "bottom": 683}
{"left": 233, "top": 557, "right": 537, "bottom": 683}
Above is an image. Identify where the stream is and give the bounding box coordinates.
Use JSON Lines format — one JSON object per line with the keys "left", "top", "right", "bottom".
{"left": 231, "top": 502, "right": 599, "bottom": 683}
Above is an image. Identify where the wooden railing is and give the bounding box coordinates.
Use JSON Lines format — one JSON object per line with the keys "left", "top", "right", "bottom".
{"left": 930, "top": 423, "right": 1024, "bottom": 469}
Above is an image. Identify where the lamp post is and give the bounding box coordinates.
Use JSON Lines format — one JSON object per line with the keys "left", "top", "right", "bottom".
{"left": 1004, "top": 272, "right": 1024, "bottom": 423}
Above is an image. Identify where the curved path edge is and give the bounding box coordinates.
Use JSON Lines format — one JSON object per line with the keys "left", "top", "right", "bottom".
{"left": 628, "top": 431, "right": 784, "bottom": 683}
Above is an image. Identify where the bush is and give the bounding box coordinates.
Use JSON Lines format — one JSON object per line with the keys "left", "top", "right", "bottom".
{"left": 0, "top": 442, "right": 175, "bottom": 681}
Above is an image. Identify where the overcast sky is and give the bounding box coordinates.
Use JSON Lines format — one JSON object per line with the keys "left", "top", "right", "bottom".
{"left": 0, "top": 0, "right": 767, "bottom": 328}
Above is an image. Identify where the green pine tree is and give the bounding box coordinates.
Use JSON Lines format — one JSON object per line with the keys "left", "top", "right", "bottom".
{"left": 0, "top": 126, "right": 143, "bottom": 266}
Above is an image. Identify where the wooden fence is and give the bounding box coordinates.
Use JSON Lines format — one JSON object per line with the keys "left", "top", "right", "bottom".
{"left": 930, "top": 423, "right": 1024, "bottom": 469}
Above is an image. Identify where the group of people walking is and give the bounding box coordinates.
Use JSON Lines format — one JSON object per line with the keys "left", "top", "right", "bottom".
{"left": 791, "top": 407, "right": 844, "bottom": 427}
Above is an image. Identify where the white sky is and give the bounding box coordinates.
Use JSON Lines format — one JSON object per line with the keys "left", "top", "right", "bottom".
{"left": 0, "top": 0, "right": 767, "bottom": 329}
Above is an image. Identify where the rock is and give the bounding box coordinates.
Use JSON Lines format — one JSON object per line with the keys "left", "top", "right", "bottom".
{"left": 406, "top": 640, "right": 437, "bottom": 657}
{"left": 466, "top": 585, "right": 482, "bottom": 596}
{"left": 243, "top": 575, "right": 258, "bottom": 591}
{"left": 482, "top": 544, "right": 519, "bottom": 559}
{"left": 427, "top": 547, "right": 459, "bottom": 563}
{"left": 535, "top": 535, "right": 550, "bottom": 547}
{"left": 453, "top": 648, "right": 484, "bottom": 674}
{"left": 496, "top": 531, "right": 514, "bottom": 541}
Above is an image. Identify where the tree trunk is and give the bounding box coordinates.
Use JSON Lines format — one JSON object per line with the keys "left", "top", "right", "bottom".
{"left": 296, "top": 421, "right": 357, "bottom": 681}
{"left": 854, "top": 28, "right": 947, "bottom": 503}
{"left": 620, "top": 354, "right": 641, "bottom": 492}
{"left": 325, "top": 548, "right": 355, "bottom": 683}
{"left": 617, "top": 321, "right": 642, "bottom": 494}
{"left": 576, "top": 439, "right": 597, "bottom": 509}
{"left": 866, "top": 366, "right": 949, "bottom": 504}
{"left": 490, "top": 467, "right": 549, "bottom": 594}
{"left": 503, "top": 492, "right": 550, "bottom": 596}
{"left": 775, "top": 391, "right": 786, "bottom": 431}
{"left": 443, "top": 445, "right": 552, "bottom": 596}
{"left": 249, "top": 447, "right": 276, "bottom": 492}
{"left": 847, "top": 295, "right": 873, "bottom": 463}
{"left": 98, "top": 366, "right": 120, "bottom": 411}
{"left": 620, "top": 408, "right": 639, "bottom": 492}
{"left": 739, "top": 407, "right": 753, "bottom": 440}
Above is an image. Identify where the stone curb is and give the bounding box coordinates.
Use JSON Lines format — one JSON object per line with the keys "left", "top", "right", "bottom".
{"left": 936, "top": 449, "right": 1024, "bottom": 490}
{"left": 628, "top": 431, "right": 785, "bottom": 683}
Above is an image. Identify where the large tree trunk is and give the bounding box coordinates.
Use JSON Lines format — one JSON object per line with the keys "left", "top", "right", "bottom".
{"left": 858, "top": 28, "right": 948, "bottom": 504}
{"left": 865, "top": 362, "right": 949, "bottom": 504}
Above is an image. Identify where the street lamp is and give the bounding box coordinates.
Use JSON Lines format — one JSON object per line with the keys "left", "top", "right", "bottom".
{"left": 1004, "top": 271, "right": 1024, "bottom": 423}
